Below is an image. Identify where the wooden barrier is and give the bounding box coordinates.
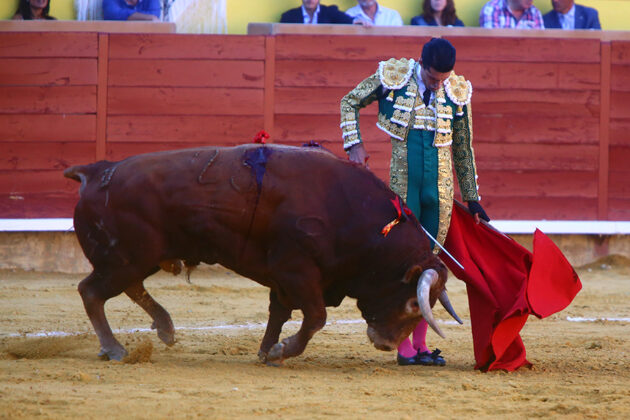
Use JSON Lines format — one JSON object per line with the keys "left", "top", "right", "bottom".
{"left": 1, "top": 24, "right": 629, "bottom": 221}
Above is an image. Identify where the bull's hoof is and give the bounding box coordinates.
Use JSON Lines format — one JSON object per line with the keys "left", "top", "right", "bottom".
{"left": 98, "top": 346, "right": 128, "bottom": 361}
{"left": 151, "top": 321, "right": 175, "bottom": 346}
{"left": 266, "top": 342, "right": 285, "bottom": 365}
{"left": 257, "top": 350, "right": 268, "bottom": 363}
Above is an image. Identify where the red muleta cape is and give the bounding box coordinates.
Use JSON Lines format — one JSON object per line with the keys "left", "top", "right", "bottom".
{"left": 441, "top": 202, "right": 582, "bottom": 372}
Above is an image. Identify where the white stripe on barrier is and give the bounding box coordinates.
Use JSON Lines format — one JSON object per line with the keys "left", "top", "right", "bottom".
{"left": 4, "top": 317, "right": 628, "bottom": 339}
{"left": 567, "top": 316, "right": 630, "bottom": 322}
{"left": 2, "top": 218, "right": 630, "bottom": 234}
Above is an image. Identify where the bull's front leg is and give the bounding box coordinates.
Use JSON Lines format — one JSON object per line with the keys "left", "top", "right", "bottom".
{"left": 124, "top": 281, "right": 175, "bottom": 346}
{"left": 266, "top": 290, "right": 327, "bottom": 364}
{"left": 258, "top": 290, "right": 291, "bottom": 364}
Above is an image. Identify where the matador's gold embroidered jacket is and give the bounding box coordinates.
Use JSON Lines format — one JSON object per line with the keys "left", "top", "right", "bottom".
{"left": 340, "top": 58, "right": 481, "bottom": 247}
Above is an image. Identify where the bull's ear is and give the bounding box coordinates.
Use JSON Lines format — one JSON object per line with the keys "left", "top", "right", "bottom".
{"left": 401, "top": 265, "right": 423, "bottom": 284}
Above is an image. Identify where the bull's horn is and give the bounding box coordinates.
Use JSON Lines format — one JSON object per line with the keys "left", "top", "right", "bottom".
{"left": 439, "top": 289, "right": 463, "bottom": 324}
{"left": 416, "top": 269, "right": 445, "bottom": 338}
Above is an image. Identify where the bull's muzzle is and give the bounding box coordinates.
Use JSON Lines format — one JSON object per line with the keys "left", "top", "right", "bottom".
{"left": 366, "top": 325, "right": 395, "bottom": 351}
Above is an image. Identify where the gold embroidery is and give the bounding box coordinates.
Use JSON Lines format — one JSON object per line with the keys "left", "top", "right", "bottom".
{"left": 377, "top": 113, "right": 407, "bottom": 140}
{"left": 434, "top": 132, "right": 452, "bottom": 147}
{"left": 394, "top": 95, "right": 414, "bottom": 111}
{"left": 379, "top": 58, "right": 415, "bottom": 90}
{"left": 390, "top": 137, "right": 408, "bottom": 202}
{"left": 391, "top": 109, "right": 411, "bottom": 127}
{"left": 435, "top": 146, "right": 454, "bottom": 251}
{"left": 405, "top": 81, "right": 418, "bottom": 97}
{"left": 340, "top": 72, "right": 382, "bottom": 150}
{"left": 436, "top": 104, "right": 453, "bottom": 118}
{"left": 444, "top": 72, "right": 472, "bottom": 106}
{"left": 436, "top": 118, "right": 451, "bottom": 132}
{"left": 436, "top": 87, "right": 447, "bottom": 104}
{"left": 452, "top": 102, "right": 479, "bottom": 201}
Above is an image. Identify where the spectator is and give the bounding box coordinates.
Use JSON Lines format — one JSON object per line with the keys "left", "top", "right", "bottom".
{"left": 543, "top": 0, "right": 601, "bottom": 30}
{"left": 411, "top": 0, "right": 464, "bottom": 27}
{"left": 12, "top": 0, "right": 56, "bottom": 20}
{"left": 103, "top": 0, "right": 161, "bottom": 21}
{"left": 479, "top": 0, "right": 544, "bottom": 29}
{"left": 280, "top": 0, "right": 355, "bottom": 24}
{"left": 345, "top": 0, "right": 403, "bottom": 26}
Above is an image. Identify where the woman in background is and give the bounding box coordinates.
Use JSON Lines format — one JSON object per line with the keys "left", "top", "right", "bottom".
{"left": 12, "top": 0, "right": 56, "bottom": 20}
{"left": 411, "top": 0, "right": 463, "bottom": 26}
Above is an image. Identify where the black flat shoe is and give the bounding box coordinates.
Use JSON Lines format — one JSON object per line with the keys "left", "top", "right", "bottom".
{"left": 397, "top": 348, "right": 446, "bottom": 366}
{"left": 417, "top": 348, "right": 446, "bottom": 366}
{"left": 397, "top": 352, "right": 419, "bottom": 366}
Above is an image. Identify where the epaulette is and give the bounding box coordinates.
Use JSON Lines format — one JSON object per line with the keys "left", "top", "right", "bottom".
{"left": 378, "top": 58, "right": 415, "bottom": 90}
{"left": 444, "top": 72, "right": 472, "bottom": 106}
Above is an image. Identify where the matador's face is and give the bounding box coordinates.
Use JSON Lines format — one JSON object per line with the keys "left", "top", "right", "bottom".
{"left": 420, "top": 64, "right": 451, "bottom": 92}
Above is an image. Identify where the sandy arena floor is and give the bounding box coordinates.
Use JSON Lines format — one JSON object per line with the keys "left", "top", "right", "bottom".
{"left": 1, "top": 257, "right": 629, "bottom": 419}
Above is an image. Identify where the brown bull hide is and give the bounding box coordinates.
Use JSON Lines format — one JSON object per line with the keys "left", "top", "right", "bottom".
{"left": 65, "top": 144, "right": 448, "bottom": 363}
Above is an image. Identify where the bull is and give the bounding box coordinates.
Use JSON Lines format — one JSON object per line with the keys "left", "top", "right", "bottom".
{"left": 64, "top": 144, "right": 461, "bottom": 363}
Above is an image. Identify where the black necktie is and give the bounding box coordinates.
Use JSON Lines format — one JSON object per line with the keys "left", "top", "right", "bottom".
{"left": 422, "top": 89, "right": 431, "bottom": 106}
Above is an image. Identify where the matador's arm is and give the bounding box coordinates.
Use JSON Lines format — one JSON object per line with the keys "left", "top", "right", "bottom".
{"left": 452, "top": 103, "right": 480, "bottom": 202}
{"left": 445, "top": 73, "right": 480, "bottom": 202}
{"left": 340, "top": 72, "right": 382, "bottom": 151}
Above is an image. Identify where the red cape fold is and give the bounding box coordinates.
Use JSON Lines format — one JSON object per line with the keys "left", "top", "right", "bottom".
{"left": 441, "top": 203, "right": 581, "bottom": 371}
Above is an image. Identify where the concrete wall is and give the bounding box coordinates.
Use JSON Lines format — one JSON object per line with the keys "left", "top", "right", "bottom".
{"left": 1, "top": 231, "right": 627, "bottom": 274}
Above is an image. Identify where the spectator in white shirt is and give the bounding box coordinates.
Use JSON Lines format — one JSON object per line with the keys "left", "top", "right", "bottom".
{"left": 345, "top": 0, "right": 404, "bottom": 26}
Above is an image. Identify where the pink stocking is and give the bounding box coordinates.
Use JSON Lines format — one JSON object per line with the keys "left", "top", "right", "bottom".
{"left": 397, "top": 337, "right": 416, "bottom": 357}
{"left": 411, "top": 319, "right": 429, "bottom": 353}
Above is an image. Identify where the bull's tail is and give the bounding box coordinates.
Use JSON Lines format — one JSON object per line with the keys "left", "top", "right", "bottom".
{"left": 64, "top": 166, "right": 90, "bottom": 196}
{"left": 63, "top": 165, "right": 88, "bottom": 183}
{"left": 64, "top": 161, "right": 112, "bottom": 195}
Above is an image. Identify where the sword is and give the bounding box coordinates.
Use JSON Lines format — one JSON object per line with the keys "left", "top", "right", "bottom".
{"left": 420, "top": 225, "right": 465, "bottom": 271}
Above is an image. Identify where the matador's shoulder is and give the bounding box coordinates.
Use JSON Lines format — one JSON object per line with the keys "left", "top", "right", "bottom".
{"left": 378, "top": 58, "right": 416, "bottom": 90}
{"left": 444, "top": 72, "right": 473, "bottom": 106}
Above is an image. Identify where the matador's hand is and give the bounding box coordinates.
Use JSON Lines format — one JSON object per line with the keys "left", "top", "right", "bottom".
{"left": 467, "top": 201, "right": 490, "bottom": 224}
{"left": 347, "top": 143, "right": 370, "bottom": 168}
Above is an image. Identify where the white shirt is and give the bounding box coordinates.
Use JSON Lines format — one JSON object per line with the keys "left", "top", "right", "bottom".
{"left": 558, "top": 4, "right": 575, "bottom": 30}
{"left": 301, "top": 4, "right": 320, "bottom": 24}
{"left": 345, "top": 3, "right": 403, "bottom": 26}
{"left": 415, "top": 65, "right": 434, "bottom": 104}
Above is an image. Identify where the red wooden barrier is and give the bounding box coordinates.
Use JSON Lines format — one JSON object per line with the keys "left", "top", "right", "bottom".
{"left": 609, "top": 41, "right": 630, "bottom": 219}
{"left": 0, "top": 33, "right": 98, "bottom": 217}
{"left": 0, "top": 28, "right": 628, "bottom": 221}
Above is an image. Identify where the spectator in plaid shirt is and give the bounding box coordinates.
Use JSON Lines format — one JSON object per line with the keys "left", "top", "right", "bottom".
{"left": 479, "top": 0, "right": 544, "bottom": 28}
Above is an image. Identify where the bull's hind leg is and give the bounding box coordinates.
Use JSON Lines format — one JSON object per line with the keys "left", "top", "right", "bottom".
{"left": 78, "top": 267, "right": 153, "bottom": 361}
{"left": 124, "top": 281, "right": 175, "bottom": 346}
{"left": 258, "top": 290, "right": 291, "bottom": 363}
{"left": 78, "top": 271, "right": 128, "bottom": 361}
{"left": 265, "top": 264, "right": 327, "bottom": 364}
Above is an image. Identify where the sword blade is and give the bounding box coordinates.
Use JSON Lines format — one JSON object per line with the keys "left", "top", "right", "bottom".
{"left": 420, "top": 225, "right": 465, "bottom": 271}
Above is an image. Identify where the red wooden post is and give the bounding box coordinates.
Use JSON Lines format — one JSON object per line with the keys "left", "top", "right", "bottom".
{"left": 264, "top": 36, "right": 276, "bottom": 142}
{"left": 599, "top": 41, "right": 611, "bottom": 220}
{"left": 96, "top": 33, "right": 109, "bottom": 161}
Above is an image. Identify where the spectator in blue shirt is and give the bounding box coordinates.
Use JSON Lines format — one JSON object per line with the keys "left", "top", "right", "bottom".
{"left": 103, "top": 0, "right": 161, "bottom": 21}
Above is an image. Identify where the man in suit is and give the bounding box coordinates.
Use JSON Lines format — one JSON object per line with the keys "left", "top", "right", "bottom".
{"left": 543, "top": 0, "right": 601, "bottom": 29}
{"left": 281, "top": 0, "right": 357, "bottom": 24}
